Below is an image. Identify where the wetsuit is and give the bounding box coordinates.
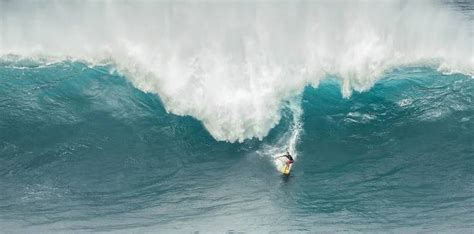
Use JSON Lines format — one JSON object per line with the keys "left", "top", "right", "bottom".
{"left": 285, "top": 154, "right": 294, "bottom": 164}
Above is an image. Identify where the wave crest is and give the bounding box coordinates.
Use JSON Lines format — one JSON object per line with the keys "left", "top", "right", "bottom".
{"left": 1, "top": 1, "right": 472, "bottom": 142}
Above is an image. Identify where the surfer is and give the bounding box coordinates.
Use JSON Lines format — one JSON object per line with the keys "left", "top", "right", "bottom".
{"left": 278, "top": 151, "right": 294, "bottom": 166}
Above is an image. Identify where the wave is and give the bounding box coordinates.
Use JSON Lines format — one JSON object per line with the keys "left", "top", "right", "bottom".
{"left": 0, "top": 60, "right": 473, "bottom": 231}
{"left": 1, "top": 1, "right": 473, "bottom": 142}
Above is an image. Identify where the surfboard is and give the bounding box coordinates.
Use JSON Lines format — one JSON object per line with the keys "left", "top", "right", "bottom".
{"left": 281, "top": 163, "right": 292, "bottom": 175}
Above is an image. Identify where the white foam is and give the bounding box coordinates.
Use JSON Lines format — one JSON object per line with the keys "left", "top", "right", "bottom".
{"left": 1, "top": 1, "right": 472, "bottom": 142}
{"left": 398, "top": 98, "right": 413, "bottom": 107}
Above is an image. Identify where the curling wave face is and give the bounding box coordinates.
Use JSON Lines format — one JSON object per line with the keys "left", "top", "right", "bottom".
{"left": 0, "top": 62, "right": 473, "bottom": 232}
{"left": 1, "top": 0, "right": 473, "bottom": 142}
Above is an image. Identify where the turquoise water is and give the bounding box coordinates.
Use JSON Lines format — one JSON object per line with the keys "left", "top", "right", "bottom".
{"left": 0, "top": 61, "right": 472, "bottom": 232}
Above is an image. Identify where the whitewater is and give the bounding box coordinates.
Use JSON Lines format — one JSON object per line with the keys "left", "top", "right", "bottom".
{"left": 1, "top": 0, "right": 472, "bottom": 142}
{"left": 0, "top": 0, "right": 473, "bottom": 232}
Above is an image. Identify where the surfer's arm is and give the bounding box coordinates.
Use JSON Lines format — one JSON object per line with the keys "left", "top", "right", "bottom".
{"left": 276, "top": 155, "right": 289, "bottom": 162}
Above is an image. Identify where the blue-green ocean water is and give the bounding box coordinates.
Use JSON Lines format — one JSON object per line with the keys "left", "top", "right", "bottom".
{"left": 0, "top": 61, "right": 473, "bottom": 232}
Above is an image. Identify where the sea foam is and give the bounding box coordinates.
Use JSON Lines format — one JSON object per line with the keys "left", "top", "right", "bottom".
{"left": 1, "top": 1, "right": 472, "bottom": 142}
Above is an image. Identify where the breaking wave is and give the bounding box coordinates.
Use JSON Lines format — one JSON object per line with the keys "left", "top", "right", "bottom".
{"left": 1, "top": 1, "right": 472, "bottom": 142}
